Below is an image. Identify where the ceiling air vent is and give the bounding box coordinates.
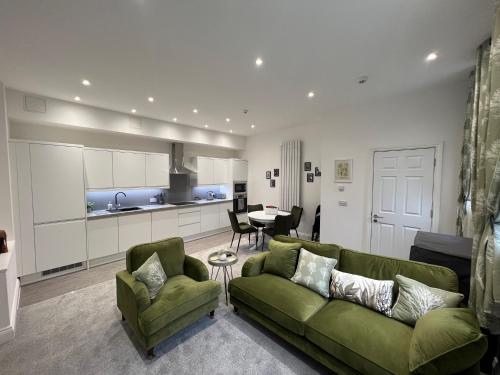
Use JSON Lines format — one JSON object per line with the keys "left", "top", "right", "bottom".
{"left": 24, "top": 95, "right": 46, "bottom": 113}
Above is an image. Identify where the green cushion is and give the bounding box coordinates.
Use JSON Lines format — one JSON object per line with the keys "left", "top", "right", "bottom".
{"left": 228, "top": 273, "right": 328, "bottom": 335}
{"left": 127, "top": 237, "right": 185, "bottom": 277}
{"left": 409, "top": 308, "right": 487, "bottom": 374}
{"left": 131, "top": 252, "right": 167, "bottom": 299}
{"left": 305, "top": 300, "right": 413, "bottom": 375}
{"left": 138, "top": 275, "right": 220, "bottom": 336}
{"left": 239, "top": 223, "right": 256, "bottom": 232}
{"left": 274, "top": 235, "right": 341, "bottom": 261}
{"left": 262, "top": 240, "right": 300, "bottom": 279}
{"left": 339, "top": 248, "right": 459, "bottom": 294}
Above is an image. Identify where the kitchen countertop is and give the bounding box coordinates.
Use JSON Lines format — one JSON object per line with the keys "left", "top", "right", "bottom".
{"left": 87, "top": 198, "right": 233, "bottom": 220}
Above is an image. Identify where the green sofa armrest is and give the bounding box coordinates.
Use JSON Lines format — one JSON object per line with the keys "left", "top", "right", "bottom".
{"left": 242, "top": 252, "right": 268, "bottom": 277}
{"left": 184, "top": 255, "right": 209, "bottom": 281}
{"left": 116, "top": 270, "right": 151, "bottom": 326}
{"left": 409, "top": 308, "right": 487, "bottom": 375}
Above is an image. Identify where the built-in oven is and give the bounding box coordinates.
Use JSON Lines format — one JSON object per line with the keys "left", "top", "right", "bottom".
{"left": 233, "top": 182, "right": 247, "bottom": 194}
{"left": 233, "top": 182, "right": 247, "bottom": 213}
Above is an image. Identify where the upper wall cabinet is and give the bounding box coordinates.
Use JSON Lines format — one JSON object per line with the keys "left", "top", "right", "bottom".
{"left": 195, "top": 157, "right": 229, "bottom": 185}
{"left": 213, "top": 158, "right": 229, "bottom": 184}
{"left": 231, "top": 159, "right": 248, "bottom": 181}
{"left": 146, "top": 153, "right": 170, "bottom": 187}
{"left": 30, "top": 143, "right": 86, "bottom": 224}
{"left": 84, "top": 149, "right": 113, "bottom": 189}
{"left": 112, "top": 151, "right": 146, "bottom": 188}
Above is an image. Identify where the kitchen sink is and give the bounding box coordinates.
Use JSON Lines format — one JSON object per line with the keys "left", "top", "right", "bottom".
{"left": 107, "top": 206, "right": 143, "bottom": 212}
{"left": 168, "top": 201, "right": 198, "bottom": 206}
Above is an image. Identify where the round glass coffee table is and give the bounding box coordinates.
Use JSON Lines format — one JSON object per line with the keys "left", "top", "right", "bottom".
{"left": 208, "top": 250, "right": 238, "bottom": 305}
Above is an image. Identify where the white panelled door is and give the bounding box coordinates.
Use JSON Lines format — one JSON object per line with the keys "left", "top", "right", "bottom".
{"left": 370, "top": 148, "right": 435, "bottom": 259}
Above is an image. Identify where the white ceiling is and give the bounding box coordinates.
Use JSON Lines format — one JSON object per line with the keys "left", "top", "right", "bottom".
{"left": 0, "top": 0, "right": 494, "bottom": 135}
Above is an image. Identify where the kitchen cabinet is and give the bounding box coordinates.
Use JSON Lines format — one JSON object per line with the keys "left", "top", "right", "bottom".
{"left": 30, "top": 143, "right": 86, "bottom": 224}
{"left": 219, "top": 202, "right": 233, "bottom": 228}
{"left": 152, "top": 210, "right": 178, "bottom": 241}
{"left": 213, "top": 158, "right": 229, "bottom": 184}
{"left": 118, "top": 213, "right": 151, "bottom": 252}
{"left": 178, "top": 207, "right": 201, "bottom": 237}
{"left": 231, "top": 159, "right": 248, "bottom": 181}
{"left": 84, "top": 149, "right": 113, "bottom": 189}
{"left": 113, "top": 151, "right": 146, "bottom": 188}
{"left": 87, "top": 217, "right": 118, "bottom": 259}
{"left": 196, "top": 157, "right": 214, "bottom": 185}
{"left": 34, "top": 220, "right": 87, "bottom": 272}
{"left": 201, "top": 204, "right": 220, "bottom": 232}
{"left": 146, "top": 153, "right": 170, "bottom": 187}
{"left": 178, "top": 223, "right": 201, "bottom": 238}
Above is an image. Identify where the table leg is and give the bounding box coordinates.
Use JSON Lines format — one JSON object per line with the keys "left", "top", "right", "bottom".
{"left": 215, "top": 267, "right": 220, "bottom": 281}
{"left": 210, "top": 266, "right": 214, "bottom": 280}
{"left": 223, "top": 266, "right": 228, "bottom": 305}
{"left": 230, "top": 265, "right": 234, "bottom": 279}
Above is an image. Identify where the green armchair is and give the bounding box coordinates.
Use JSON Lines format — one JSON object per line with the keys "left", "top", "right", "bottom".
{"left": 116, "top": 237, "right": 221, "bottom": 357}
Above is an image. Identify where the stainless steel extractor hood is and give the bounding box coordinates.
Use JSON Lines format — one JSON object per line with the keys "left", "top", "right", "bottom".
{"left": 170, "top": 143, "right": 196, "bottom": 174}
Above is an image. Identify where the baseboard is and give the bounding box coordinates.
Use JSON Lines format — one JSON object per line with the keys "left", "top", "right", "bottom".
{"left": 0, "top": 278, "right": 20, "bottom": 346}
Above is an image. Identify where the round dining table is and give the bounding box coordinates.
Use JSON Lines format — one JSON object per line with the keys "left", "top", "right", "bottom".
{"left": 247, "top": 210, "right": 291, "bottom": 224}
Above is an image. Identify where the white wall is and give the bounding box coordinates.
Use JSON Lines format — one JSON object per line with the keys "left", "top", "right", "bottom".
{"left": 244, "top": 77, "right": 467, "bottom": 249}
{"left": 0, "top": 83, "right": 14, "bottom": 235}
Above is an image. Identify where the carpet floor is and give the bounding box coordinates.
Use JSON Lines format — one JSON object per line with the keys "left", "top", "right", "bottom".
{"left": 0, "top": 241, "right": 330, "bottom": 375}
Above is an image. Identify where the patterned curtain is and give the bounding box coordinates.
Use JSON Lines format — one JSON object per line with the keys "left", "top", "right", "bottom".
{"left": 280, "top": 140, "right": 301, "bottom": 211}
{"left": 458, "top": 5, "right": 500, "bottom": 333}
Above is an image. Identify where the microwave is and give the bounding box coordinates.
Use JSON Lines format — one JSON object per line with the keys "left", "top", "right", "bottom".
{"left": 233, "top": 182, "right": 247, "bottom": 194}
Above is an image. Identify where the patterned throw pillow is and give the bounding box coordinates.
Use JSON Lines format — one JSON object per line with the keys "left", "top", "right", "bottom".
{"left": 132, "top": 252, "right": 167, "bottom": 299}
{"left": 391, "top": 274, "right": 464, "bottom": 325}
{"left": 330, "top": 269, "right": 394, "bottom": 316}
{"left": 290, "top": 248, "right": 337, "bottom": 297}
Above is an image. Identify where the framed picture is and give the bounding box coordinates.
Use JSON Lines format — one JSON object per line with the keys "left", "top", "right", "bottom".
{"left": 270, "top": 179, "right": 276, "bottom": 188}
{"left": 334, "top": 159, "right": 353, "bottom": 183}
{"left": 315, "top": 167, "right": 321, "bottom": 177}
{"left": 274, "top": 168, "right": 279, "bottom": 177}
{"left": 307, "top": 173, "right": 314, "bottom": 183}
{"left": 304, "top": 162, "right": 312, "bottom": 171}
{"left": 266, "top": 171, "right": 271, "bottom": 179}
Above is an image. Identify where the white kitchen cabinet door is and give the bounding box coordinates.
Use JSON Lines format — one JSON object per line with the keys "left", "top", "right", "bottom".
{"left": 196, "top": 157, "right": 214, "bottom": 185}
{"left": 30, "top": 143, "right": 86, "bottom": 224}
{"left": 152, "top": 210, "right": 178, "bottom": 241}
{"left": 113, "top": 151, "right": 146, "bottom": 188}
{"left": 34, "top": 220, "right": 87, "bottom": 272}
{"left": 84, "top": 149, "right": 113, "bottom": 189}
{"left": 213, "top": 158, "right": 229, "bottom": 184}
{"left": 118, "top": 213, "right": 151, "bottom": 252}
{"left": 219, "top": 202, "right": 233, "bottom": 228}
{"left": 146, "top": 153, "right": 170, "bottom": 187}
{"left": 232, "top": 160, "right": 248, "bottom": 181}
{"left": 201, "top": 204, "right": 220, "bottom": 232}
{"left": 87, "top": 217, "right": 119, "bottom": 259}
{"left": 178, "top": 223, "right": 201, "bottom": 238}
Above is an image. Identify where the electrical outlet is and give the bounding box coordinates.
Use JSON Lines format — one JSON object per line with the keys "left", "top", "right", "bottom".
{"left": 339, "top": 200, "right": 348, "bottom": 206}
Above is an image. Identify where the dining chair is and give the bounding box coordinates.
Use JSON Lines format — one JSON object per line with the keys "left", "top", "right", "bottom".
{"left": 261, "top": 214, "right": 293, "bottom": 250}
{"left": 248, "top": 204, "right": 264, "bottom": 243}
{"left": 289, "top": 206, "right": 303, "bottom": 238}
{"left": 227, "top": 209, "right": 258, "bottom": 253}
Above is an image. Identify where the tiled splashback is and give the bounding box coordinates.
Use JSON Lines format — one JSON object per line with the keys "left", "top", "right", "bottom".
{"left": 192, "top": 185, "right": 222, "bottom": 200}
{"left": 87, "top": 189, "right": 167, "bottom": 210}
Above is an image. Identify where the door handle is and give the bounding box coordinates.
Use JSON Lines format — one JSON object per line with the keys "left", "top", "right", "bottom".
{"left": 373, "top": 214, "right": 384, "bottom": 219}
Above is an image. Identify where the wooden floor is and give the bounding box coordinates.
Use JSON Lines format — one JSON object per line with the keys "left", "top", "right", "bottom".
{"left": 19, "top": 231, "right": 234, "bottom": 307}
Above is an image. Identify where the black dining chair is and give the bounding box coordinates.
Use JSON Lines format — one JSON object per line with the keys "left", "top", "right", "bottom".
{"left": 227, "top": 209, "right": 258, "bottom": 253}
{"left": 248, "top": 204, "right": 264, "bottom": 243}
{"left": 289, "top": 206, "right": 303, "bottom": 238}
{"left": 262, "top": 214, "right": 293, "bottom": 250}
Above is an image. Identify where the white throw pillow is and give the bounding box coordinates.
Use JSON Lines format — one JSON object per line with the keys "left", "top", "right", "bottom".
{"left": 290, "top": 248, "right": 337, "bottom": 297}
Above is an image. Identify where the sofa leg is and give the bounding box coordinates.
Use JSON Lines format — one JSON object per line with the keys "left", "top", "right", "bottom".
{"left": 121, "top": 314, "right": 125, "bottom": 321}
{"left": 233, "top": 306, "right": 239, "bottom": 314}
{"left": 209, "top": 310, "right": 215, "bottom": 319}
{"left": 147, "top": 347, "right": 155, "bottom": 359}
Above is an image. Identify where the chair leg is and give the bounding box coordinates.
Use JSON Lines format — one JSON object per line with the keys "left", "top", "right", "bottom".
{"left": 230, "top": 231, "right": 235, "bottom": 247}
{"left": 209, "top": 310, "right": 215, "bottom": 319}
{"left": 147, "top": 347, "right": 155, "bottom": 359}
{"left": 261, "top": 233, "right": 265, "bottom": 251}
{"left": 121, "top": 314, "right": 125, "bottom": 321}
{"left": 234, "top": 306, "right": 239, "bottom": 314}
{"left": 295, "top": 229, "right": 299, "bottom": 238}
{"left": 237, "top": 234, "right": 241, "bottom": 253}
{"left": 248, "top": 232, "right": 250, "bottom": 244}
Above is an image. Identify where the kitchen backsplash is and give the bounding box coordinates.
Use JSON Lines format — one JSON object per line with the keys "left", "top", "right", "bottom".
{"left": 87, "top": 189, "right": 167, "bottom": 210}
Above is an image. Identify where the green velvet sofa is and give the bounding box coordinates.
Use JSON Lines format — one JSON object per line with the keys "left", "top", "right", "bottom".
{"left": 116, "top": 237, "right": 221, "bottom": 356}
{"left": 228, "top": 235, "right": 487, "bottom": 375}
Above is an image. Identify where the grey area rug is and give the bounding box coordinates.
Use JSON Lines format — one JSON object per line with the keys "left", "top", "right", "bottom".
{"left": 0, "top": 241, "right": 330, "bottom": 375}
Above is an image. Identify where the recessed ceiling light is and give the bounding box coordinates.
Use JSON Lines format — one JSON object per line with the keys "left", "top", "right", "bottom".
{"left": 148, "top": 97, "right": 154, "bottom": 102}
{"left": 82, "top": 79, "right": 91, "bottom": 86}
{"left": 204, "top": 124, "right": 209, "bottom": 128}
{"left": 131, "top": 108, "right": 137, "bottom": 113}
{"left": 226, "top": 118, "right": 231, "bottom": 122}
{"left": 308, "top": 91, "right": 315, "bottom": 98}
{"left": 255, "top": 57, "right": 263, "bottom": 67}
{"left": 74, "top": 96, "right": 81, "bottom": 101}
{"left": 193, "top": 108, "right": 198, "bottom": 113}
{"left": 251, "top": 124, "right": 255, "bottom": 128}
{"left": 172, "top": 117, "right": 177, "bottom": 122}
{"left": 230, "top": 129, "right": 233, "bottom": 133}
{"left": 426, "top": 52, "right": 438, "bottom": 62}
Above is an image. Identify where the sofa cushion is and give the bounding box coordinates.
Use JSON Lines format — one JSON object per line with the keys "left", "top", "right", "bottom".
{"left": 132, "top": 252, "right": 167, "bottom": 299}
{"left": 274, "top": 235, "right": 341, "bottom": 262}
{"left": 305, "top": 299, "right": 413, "bottom": 375}
{"left": 229, "top": 273, "right": 328, "bottom": 335}
{"left": 262, "top": 240, "right": 301, "bottom": 279}
{"left": 291, "top": 248, "right": 337, "bottom": 297}
{"left": 138, "top": 275, "right": 220, "bottom": 336}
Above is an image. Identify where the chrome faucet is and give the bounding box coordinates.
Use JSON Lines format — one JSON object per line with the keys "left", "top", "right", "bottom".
{"left": 115, "top": 191, "right": 127, "bottom": 208}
